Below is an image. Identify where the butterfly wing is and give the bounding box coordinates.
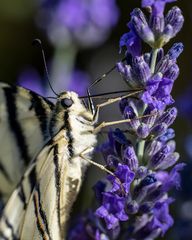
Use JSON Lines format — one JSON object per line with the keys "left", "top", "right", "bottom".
{"left": 0, "top": 83, "right": 54, "bottom": 201}
{"left": 0, "top": 129, "right": 83, "bottom": 240}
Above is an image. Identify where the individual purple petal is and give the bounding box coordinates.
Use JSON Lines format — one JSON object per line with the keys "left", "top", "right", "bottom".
{"left": 119, "top": 31, "right": 142, "bottom": 56}
{"left": 108, "top": 164, "right": 135, "bottom": 194}
{"left": 142, "top": 0, "right": 176, "bottom": 17}
{"left": 152, "top": 200, "right": 174, "bottom": 235}
{"left": 123, "top": 146, "right": 139, "bottom": 171}
{"left": 95, "top": 192, "right": 128, "bottom": 229}
{"left": 156, "top": 163, "right": 186, "bottom": 192}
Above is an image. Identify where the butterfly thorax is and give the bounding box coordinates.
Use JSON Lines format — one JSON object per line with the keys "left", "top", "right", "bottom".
{"left": 49, "top": 91, "right": 97, "bottom": 165}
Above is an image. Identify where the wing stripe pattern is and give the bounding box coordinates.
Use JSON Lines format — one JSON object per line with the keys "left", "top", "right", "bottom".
{"left": 53, "top": 144, "right": 61, "bottom": 231}
{"left": 18, "top": 183, "right": 27, "bottom": 209}
{"left": 0, "top": 231, "right": 9, "bottom": 240}
{"left": 28, "top": 167, "right": 37, "bottom": 191}
{"left": 33, "top": 184, "right": 52, "bottom": 240}
{"left": 29, "top": 92, "right": 53, "bottom": 141}
{"left": 3, "top": 216, "right": 18, "bottom": 240}
{"left": 63, "top": 111, "right": 73, "bottom": 159}
{"left": 3, "top": 87, "right": 31, "bottom": 164}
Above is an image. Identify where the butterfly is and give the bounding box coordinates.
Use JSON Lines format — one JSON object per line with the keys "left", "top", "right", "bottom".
{"left": 0, "top": 77, "right": 146, "bottom": 239}
{"left": 0, "top": 81, "right": 100, "bottom": 239}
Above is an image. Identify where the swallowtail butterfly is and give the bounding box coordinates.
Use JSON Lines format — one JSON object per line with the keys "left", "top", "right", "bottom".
{"left": 0, "top": 81, "right": 143, "bottom": 239}
{"left": 0, "top": 40, "right": 143, "bottom": 239}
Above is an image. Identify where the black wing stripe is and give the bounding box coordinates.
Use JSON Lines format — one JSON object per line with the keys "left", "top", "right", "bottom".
{"left": 33, "top": 184, "right": 52, "bottom": 240}
{"left": 3, "top": 216, "right": 19, "bottom": 240}
{"left": 63, "top": 111, "right": 74, "bottom": 159}
{"left": 53, "top": 144, "right": 61, "bottom": 231}
{"left": 0, "top": 231, "right": 9, "bottom": 240}
{"left": 18, "top": 183, "right": 27, "bottom": 210}
{"left": 3, "top": 87, "right": 31, "bottom": 164}
{"left": 29, "top": 92, "right": 50, "bottom": 141}
{"left": 28, "top": 167, "right": 37, "bottom": 193}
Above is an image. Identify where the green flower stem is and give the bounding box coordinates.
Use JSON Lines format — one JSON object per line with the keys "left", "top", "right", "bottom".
{"left": 50, "top": 44, "right": 77, "bottom": 93}
{"left": 137, "top": 48, "right": 159, "bottom": 162}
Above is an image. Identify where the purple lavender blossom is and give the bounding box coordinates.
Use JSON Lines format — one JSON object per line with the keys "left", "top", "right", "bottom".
{"left": 37, "top": 0, "right": 119, "bottom": 47}
{"left": 121, "top": 0, "right": 184, "bottom": 49}
{"left": 68, "top": 1, "right": 185, "bottom": 239}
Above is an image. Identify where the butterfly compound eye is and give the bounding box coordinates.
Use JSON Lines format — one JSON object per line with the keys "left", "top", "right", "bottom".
{"left": 61, "top": 98, "right": 74, "bottom": 108}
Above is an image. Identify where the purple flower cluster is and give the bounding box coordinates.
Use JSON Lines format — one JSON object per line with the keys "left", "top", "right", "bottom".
{"left": 68, "top": 0, "right": 185, "bottom": 239}
{"left": 37, "top": 0, "right": 119, "bottom": 46}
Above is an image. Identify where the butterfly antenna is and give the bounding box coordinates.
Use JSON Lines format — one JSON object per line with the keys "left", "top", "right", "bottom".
{"left": 89, "top": 57, "right": 126, "bottom": 88}
{"left": 32, "top": 39, "right": 59, "bottom": 97}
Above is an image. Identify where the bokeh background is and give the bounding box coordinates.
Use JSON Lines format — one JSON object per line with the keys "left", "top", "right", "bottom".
{"left": 0, "top": 0, "right": 191, "bottom": 239}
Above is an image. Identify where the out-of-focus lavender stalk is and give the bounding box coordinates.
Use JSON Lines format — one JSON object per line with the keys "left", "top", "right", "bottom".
{"left": 68, "top": 1, "right": 185, "bottom": 239}
{"left": 19, "top": 0, "right": 119, "bottom": 98}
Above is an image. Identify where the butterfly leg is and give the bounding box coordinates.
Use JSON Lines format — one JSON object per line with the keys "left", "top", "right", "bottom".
{"left": 79, "top": 147, "right": 125, "bottom": 194}
{"left": 92, "top": 90, "right": 142, "bottom": 124}
{"left": 79, "top": 147, "right": 116, "bottom": 176}
{"left": 93, "top": 112, "right": 157, "bottom": 134}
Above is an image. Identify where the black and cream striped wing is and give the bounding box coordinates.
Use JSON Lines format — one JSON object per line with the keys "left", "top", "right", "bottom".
{"left": 0, "top": 83, "right": 54, "bottom": 202}
{"left": 0, "top": 129, "right": 82, "bottom": 240}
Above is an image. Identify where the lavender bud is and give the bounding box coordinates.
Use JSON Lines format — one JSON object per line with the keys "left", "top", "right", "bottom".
{"left": 132, "top": 56, "right": 151, "bottom": 84}
{"left": 150, "top": 123, "right": 167, "bottom": 137}
{"left": 145, "top": 140, "right": 163, "bottom": 158}
{"left": 155, "top": 55, "right": 173, "bottom": 75}
{"left": 134, "top": 175, "right": 159, "bottom": 202}
{"left": 159, "top": 128, "right": 175, "bottom": 142}
{"left": 150, "top": 15, "right": 164, "bottom": 35}
{"left": 168, "top": 42, "right": 184, "bottom": 60}
{"left": 123, "top": 146, "right": 139, "bottom": 171}
{"left": 127, "top": 200, "right": 139, "bottom": 214}
{"left": 116, "top": 62, "right": 125, "bottom": 74}
{"left": 167, "top": 140, "right": 176, "bottom": 152}
{"left": 131, "top": 9, "right": 154, "bottom": 45}
{"left": 150, "top": 143, "right": 175, "bottom": 169}
{"left": 142, "top": 106, "right": 158, "bottom": 128}
{"left": 157, "top": 107, "right": 177, "bottom": 126}
{"left": 156, "top": 152, "right": 180, "bottom": 170}
{"left": 124, "top": 105, "right": 140, "bottom": 130}
{"left": 137, "top": 123, "right": 150, "bottom": 138}
{"left": 165, "top": 7, "right": 184, "bottom": 37}
{"left": 117, "top": 62, "right": 140, "bottom": 87}
{"left": 162, "top": 24, "right": 174, "bottom": 44}
{"left": 136, "top": 166, "right": 149, "bottom": 178}
{"left": 164, "top": 63, "right": 179, "bottom": 81}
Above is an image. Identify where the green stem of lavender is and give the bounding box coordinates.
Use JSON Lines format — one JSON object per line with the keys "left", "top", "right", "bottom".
{"left": 50, "top": 44, "right": 77, "bottom": 93}
{"left": 137, "top": 48, "right": 158, "bottom": 162}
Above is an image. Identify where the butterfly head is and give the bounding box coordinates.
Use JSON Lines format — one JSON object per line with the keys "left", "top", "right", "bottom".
{"left": 58, "top": 91, "right": 93, "bottom": 118}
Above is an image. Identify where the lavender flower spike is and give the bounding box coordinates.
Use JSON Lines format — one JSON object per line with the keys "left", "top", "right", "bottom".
{"left": 68, "top": 1, "right": 185, "bottom": 239}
